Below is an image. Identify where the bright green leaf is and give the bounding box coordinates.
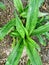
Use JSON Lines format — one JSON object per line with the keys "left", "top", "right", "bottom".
{"left": 32, "top": 22, "right": 49, "bottom": 35}
{"left": 26, "top": 0, "right": 39, "bottom": 35}
{"left": 10, "top": 30, "right": 20, "bottom": 37}
{"left": 24, "top": 40, "right": 42, "bottom": 65}
{"left": 5, "top": 39, "right": 24, "bottom": 65}
{"left": 27, "top": 37, "right": 41, "bottom": 52}
{"left": 20, "top": 11, "right": 48, "bottom": 18}
{"left": 0, "top": 18, "right": 15, "bottom": 40}
{"left": 14, "top": 11, "right": 25, "bottom": 38}
{"left": 13, "top": 0, "right": 23, "bottom": 13}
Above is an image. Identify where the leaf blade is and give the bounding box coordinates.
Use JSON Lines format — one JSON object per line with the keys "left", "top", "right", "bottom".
{"left": 36, "top": 34, "right": 46, "bottom": 46}
{"left": 5, "top": 39, "right": 24, "bottom": 65}
{"left": 32, "top": 22, "right": 49, "bottom": 35}
{"left": 13, "top": 0, "right": 23, "bottom": 13}
{"left": 14, "top": 12, "right": 25, "bottom": 38}
{"left": 27, "top": 37, "right": 41, "bottom": 52}
{"left": 24, "top": 40, "right": 42, "bottom": 65}
{"left": 26, "top": 0, "right": 39, "bottom": 35}
{"left": 0, "top": 18, "right": 15, "bottom": 40}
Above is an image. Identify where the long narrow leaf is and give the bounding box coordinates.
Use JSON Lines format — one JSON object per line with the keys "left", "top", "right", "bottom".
{"left": 36, "top": 34, "right": 46, "bottom": 46}
{"left": 26, "top": 0, "right": 39, "bottom": 35}
{"left": 13, "top": 0, "right": 23, "bottom": 13}
{"left": 20, "top": 11, "right": 48, "bottom": 18}
{"left": 5, "top": 39, "right": 24, "bottom": 65}
{"left": 10, "top": 30, "right": 20, "bottom": 37}
{"left": 44, "top": 32, "right": 49, "bottom": 40}
{"left": 24, "top": 40, "right": 42, "bottom": 65}
{"left": 20, "top": 0, "right": 44, "bottom": 18}
{"left": 14, "top": 11, "right": 25, "bottom": 38}
{"left": 32, "top": 22, "right": 49, "bottom": 35}
{"left": 32, "top": 48, "right": 42, "bottom": 65}
{"left": 38, "top": 11, "right": 48, "bottom": 17}
{"left": 27, "top": 37, "right": 41, "bottom": 52}
{"left": 0, "top": 18, "right": 15, "bottom": 40}
{"left": 39, "top": 0, "right": 44, "bottom": 7}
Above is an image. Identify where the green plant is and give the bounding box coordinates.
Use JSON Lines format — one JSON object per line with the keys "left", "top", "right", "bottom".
{"left": 0, "top": 2, "right": 6, "bottom": 10}
{"left": 0, "top": 0, "right": 49, "bottom": 65}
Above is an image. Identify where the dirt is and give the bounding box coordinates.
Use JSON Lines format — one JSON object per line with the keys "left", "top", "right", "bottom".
{"left": 0, "top": 0, "right": 49, "bottom": 65}
{"left": 0, "top": 0, "right": 14, "bottom": 27}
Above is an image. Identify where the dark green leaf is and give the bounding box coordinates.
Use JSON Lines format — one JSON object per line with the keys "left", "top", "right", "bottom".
{"left": 26, "top": 59, "right": 31, "bottom": 65}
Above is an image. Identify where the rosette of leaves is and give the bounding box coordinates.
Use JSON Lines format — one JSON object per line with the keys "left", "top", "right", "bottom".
{"left": 0, "top": 0, "right": 49, "bottom": 65}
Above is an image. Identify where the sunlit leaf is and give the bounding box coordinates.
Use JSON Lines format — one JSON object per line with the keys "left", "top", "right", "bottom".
{"left": 26, "top": 0, "right": 39, "bottom": 35}
{"left": 5, "top": 39, "right": 24, "bottom": 65}
{"left": 0, "top": 18, "right": 15, "bottom": 40}
{"left": 14, "top": 11, "right": 25, "bottom": 38}
{"left": 13, "top": 0, "right": 23, "bottom": 13}
{"left": 32, "top": 22, "right": 49, "bottom": 35}
{"left": 24, "top": 40, "right": 42, "bottom": 65}
{"left": 27, "top": 37, "right": 41, "bottom": 52}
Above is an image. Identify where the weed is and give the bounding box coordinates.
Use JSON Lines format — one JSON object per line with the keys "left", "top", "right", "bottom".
{"left": 0, "top": 0, "right": 49, "bottom": 65}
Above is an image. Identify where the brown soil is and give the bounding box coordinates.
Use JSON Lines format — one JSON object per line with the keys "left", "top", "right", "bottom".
{"left": 0, "top": 0, "right": 49, "bottom": 65}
